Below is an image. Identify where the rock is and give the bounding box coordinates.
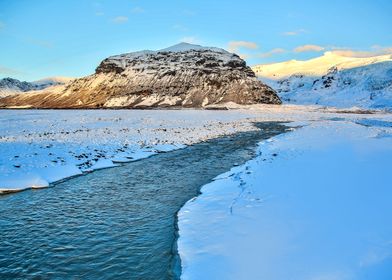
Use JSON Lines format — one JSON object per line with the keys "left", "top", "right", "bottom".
{"left": 0, "top": 43, "right": 281, "bottom": 108}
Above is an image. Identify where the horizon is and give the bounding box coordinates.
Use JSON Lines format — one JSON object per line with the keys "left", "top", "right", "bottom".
{"left": 1, "top": 0, "right": 391, "bottom": 81}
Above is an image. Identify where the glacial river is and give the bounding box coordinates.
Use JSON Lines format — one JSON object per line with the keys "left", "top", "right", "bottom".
{"left": 0, "top": 122, "right": 288, "bottom": 280}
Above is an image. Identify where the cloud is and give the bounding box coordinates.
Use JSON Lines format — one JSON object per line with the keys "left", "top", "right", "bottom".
{"left": 183, "top": 9, "right": 196, "bottom": 16}
{"left": 228, "top": 41, "right": 258, "bottom": 54}
{"left": 0, "top": 65, "right": 23, "bottom": 76}
{"left": 282, "top": 29, "right": 306, "bottom": 36}
{"left": 131, "top": 7, "right": 144, "bottom": 14}
{"left": 173, "top": 24, "right": 188, "bottom": 32}
{"left": 112, "top": 16, "right": 128, "bottom": 24}
{"left": 257, "top": 48, "right": 286, "bottom": 58}
{"left": 330, "top": 46, "right": 392, "bottom": 57}
{"left": 0, "top": 21, "right": 4, "bottom": 30}
{"left": 26, "top": 38, "right": 53, "bottom": 48}
{"left": 179, "top": 36, "right": 200, "bottom": 44}
{"left": 294, "top": 44, "right": 325, "bottom": 53}
{"left": 95, "top": 11, "right": 104, "bottom": 16}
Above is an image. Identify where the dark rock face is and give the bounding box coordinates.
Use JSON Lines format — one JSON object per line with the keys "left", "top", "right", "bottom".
{"left": 0, "top": 44, "right": 281, "bottom": 108}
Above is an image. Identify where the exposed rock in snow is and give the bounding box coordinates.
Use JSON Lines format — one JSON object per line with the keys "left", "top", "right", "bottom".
{"left": 252, "top": 52, "right": 392, "bottom": 109}
{"left": 0, "top": 77, "right": 74, "bottom": 98}
{"left": 0, "top": 43, "right": 280, "bottom": 108}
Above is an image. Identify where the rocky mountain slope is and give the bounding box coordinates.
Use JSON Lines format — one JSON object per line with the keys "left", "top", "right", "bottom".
{"left": 252, "top": 52, "right": 392, "bottom": 109}
{"left": 0, "top": 43, "right": 280, "bottom": 108}
{"left": 0, "top": 77, "right": 74, "bottom": 98}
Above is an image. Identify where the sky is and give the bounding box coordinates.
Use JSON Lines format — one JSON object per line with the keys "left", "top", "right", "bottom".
{"left": 0, "top": 0, "right": 391, "bottom": 81}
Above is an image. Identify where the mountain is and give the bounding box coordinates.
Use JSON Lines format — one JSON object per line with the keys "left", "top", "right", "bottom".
{"left": 252, "top": 52, "right": 392, "bottom": 108}
{"left": 0, "top": 77, "right": 74, "bottom": 98}
{"left": 0, "top": 43, "right": 280, "bottom": 109}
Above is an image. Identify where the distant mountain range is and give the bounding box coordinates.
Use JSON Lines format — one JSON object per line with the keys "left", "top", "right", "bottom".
{"left": 0, "top": 43, "right": 280, "bottom": 109}
{"left": 2, "top": 45, "right": 391, "bottom": 109}
{"left": 252, "top": 52, "right": 392, "bottom": 109}
{"left": 0, "top": 77, "right": 74, "bottom": 98}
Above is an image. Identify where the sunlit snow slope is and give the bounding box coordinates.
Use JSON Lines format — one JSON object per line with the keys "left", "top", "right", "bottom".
{"left": 252, "top": 52, "right": 392, "bottom": 108}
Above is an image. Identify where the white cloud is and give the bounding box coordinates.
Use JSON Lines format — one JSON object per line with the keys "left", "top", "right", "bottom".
{"left": 294, "top": 44, "right": 325, "bottom": 53}
{"left": 228, "top": 41, "right": 259, "bottom": 53}
{"left": 131, "top": 7, "right": 144, "bottom": 14}
{"left": 179, "top": 36, "right": 200, "bottom": 44}
{"left": 0, "top": 65, "right": 23, "bottom": 76}
{"left": 282, "top": 29, "right": 306, "bottom": 36}
{"left": 331, "top": 49, "right": 392, "bottom": 57}
{"left": 112, "top": 16, "right": 128, "bottom": 24}
{"left": 330, "top": 45, "right": 392, "bottom": 57}
{"left": 258, "top": 48, "right": 286, "bottom": 58}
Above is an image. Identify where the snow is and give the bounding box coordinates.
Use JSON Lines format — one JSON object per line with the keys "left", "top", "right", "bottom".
{"left": 102, "top": 42, "right": 235, "bottom": 72}
{"left": 0, "top": 109, "right": 269, "bottom": 194}
{"left": 2, "top": 107, "right": 392, "bottom": 279}
{"left": 253, "top": 52, "right": 392, "bottom": 109}
{"left": 253, "top": 52, "right": 392, "bottom": 79}
{"left": 0, "top": 106, "right": 365, "bottom": 194}
{"left": 178, "top": 116, "right": 392, "bottom": 280}
{"left": 159, "top": 42, "right": 228, "bottom": 54}
{"left": 32, "top": 76, "right": 74, "bottom": 87}
{"left": 0, "top": 76, "right": 74, "bottom": 98}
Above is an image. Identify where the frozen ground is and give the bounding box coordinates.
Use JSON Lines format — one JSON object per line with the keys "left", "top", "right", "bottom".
{"left": 0, "top": 107, "right": 389, "bottom": 195}
{"left": 0, "top": 109, "right": 264, "bottom": 193}
{"left": 1, "top": 107, "right": 392, "bottom": 279}
{"left": 178, "top": 115, "right": 392, "bottom": 280}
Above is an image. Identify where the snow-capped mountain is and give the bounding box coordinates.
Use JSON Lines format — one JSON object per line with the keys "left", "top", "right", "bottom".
{"left": 252, "top": 52, "right": 392, "bottom": 109}
{"left": 0, "top": 43, "right": 280, "bottom": 108}
{"left": 0, "top": 77, "right": 74, "bottom": 98}
{"left": 33, "top": 77, "right": 74, "bottom": 88}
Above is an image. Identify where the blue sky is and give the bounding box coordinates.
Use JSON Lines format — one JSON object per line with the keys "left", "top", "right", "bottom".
{"left": 0, "top": 0, "right": 391, "bottom": 81}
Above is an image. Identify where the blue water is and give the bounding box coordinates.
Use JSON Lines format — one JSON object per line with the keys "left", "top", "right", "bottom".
{"left": 0, "top": 122, "right": 289, "bottom": 280}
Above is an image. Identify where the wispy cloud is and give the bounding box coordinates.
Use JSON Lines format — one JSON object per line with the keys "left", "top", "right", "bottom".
{"left": 228, "top": 41, "right": 258, "bottom": 54}
{"left": 26, "top": 38, "right": 53, "bottom": 49}
{"left": 282, "top": 28, "right": 307, "bottom": 36}
{"left": 112, "top": 16, "right": 128, "bottom": 24}
{"left": 179, "top": 36, "right": 200, "bottom": 44}
{"left": 173, "top": 24, "right": 188, "bottom": 32}
{"left": 183, "top": 9, "right": 196, "bottom": 16}
{"left": 131, "top": 7, "right": 144, "bottom": 14}
{"left": 0, "top": 21, "right": 5, "bottom": 30}
{"left": 330, "top": 45, "right": 392, "bottom": 57}
{"left": 0, "top": 65, "right": 23, "bottom": 76}
{"left": 294, "top": 44, "right": 325, "bottom": 53}
{"left": 95, "top": 11, "right": 104, "bottom": 16}
{"left": 257, "top": 48, "right": 286, "bottom": 58}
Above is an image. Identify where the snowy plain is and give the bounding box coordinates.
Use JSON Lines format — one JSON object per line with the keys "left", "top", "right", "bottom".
{"left": 1, "top": 106, "right": 392, "bottom": 280}
{"left": 178, "top": 114, "right": 392, "bottom": 280}
{"left": 0, "top": 105, "right": 367, "bottom": 194}
{"left": 0, "top": 109, "right": 266, "bottom": 193}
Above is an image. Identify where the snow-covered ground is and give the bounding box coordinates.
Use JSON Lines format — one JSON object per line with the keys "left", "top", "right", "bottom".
{"left": 1, "top": 107, "right": 392, "bottom": 279}
{"left": 252, "top": 52, "right": 392, "bottom": 109}
{"left": 1, "top": 106, "right": 389, "bottom": 195}
{"left": 1, "top": 109, "right": 270, "bottom": 193}
{"left": 178, "top": 115, "right": 392, "bottom": 279}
